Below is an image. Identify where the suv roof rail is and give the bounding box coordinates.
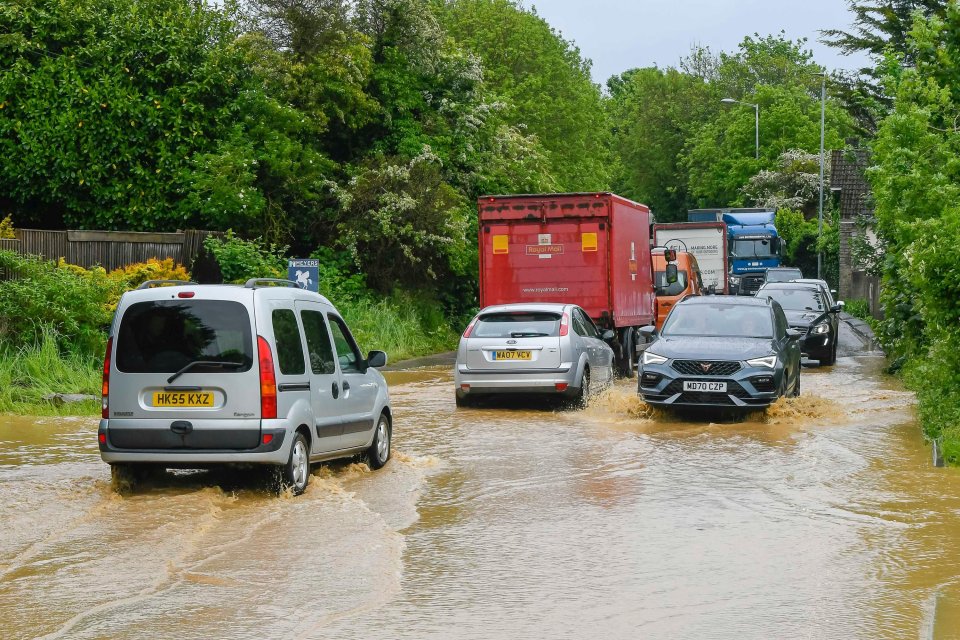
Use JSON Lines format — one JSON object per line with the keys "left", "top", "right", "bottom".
{"left": 244, "top": 278, "right": 300, "bottom": 289}
{"left": 136, "top": 279, "right": 198, "bottom": 290}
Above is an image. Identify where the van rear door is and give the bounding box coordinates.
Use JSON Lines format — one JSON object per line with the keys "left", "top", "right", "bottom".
{"left": 106, "top": 293, "right": 262, "bottom": 450}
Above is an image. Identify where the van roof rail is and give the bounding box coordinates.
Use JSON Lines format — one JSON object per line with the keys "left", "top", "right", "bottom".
{"left": 244, "top": 278, "right": 300, "bottom": 289}
{"left": 136, "top": 279, "right": 198, "bottom": 289}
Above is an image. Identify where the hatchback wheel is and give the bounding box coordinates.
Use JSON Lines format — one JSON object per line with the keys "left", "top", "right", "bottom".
{"left": 573, "top": 368, "right": 591, "bottom": 406}
{"left": 367, "top": 412, "right": 391, "bottom": 470}
{"left": 279, "top": 432, "right": 310, "bottom": 495}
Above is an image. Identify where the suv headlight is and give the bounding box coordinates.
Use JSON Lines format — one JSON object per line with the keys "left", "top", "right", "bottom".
{"left": 746, "top": 355, "right": 778, "bottom": 369}
{"left": 642, "top": 351, "right": 668, "bottom": 365}
{"left": 811, "top": 322, "right": 829, "bottom": 335}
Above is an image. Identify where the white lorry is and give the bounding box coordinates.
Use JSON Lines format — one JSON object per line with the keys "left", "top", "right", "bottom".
{"left": 652, "top": 222, "right": 728, "bottom": 294}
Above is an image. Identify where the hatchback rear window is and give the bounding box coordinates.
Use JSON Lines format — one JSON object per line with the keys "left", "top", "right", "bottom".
{"left": 473, "top": 313, "right": 560, "bottom": 339}
{"left": 116, "top": 300, "right": 253, "bottom": 373}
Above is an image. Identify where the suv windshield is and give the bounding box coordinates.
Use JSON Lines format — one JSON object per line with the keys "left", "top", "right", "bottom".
{"left": 473, "top": 312, "right": 560, "bottom": 338}
{"left": 762, "top": 288, "right": 825, "bottom": 312}
{"left": 662, "top": 303, "right": 773, "bottom": 338}
{"left": 654, "top": 270, "right": 688, "bottom": 296}
{"left": 116, "top": 300, "right": 253, "bottom": 373}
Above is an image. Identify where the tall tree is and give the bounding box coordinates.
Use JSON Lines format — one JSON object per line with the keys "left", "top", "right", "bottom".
{"left": 821, "top": 0, "right": 948, "bottom": 132}
{"left": 439, "top": 0, "right": 612, "bottom": 191}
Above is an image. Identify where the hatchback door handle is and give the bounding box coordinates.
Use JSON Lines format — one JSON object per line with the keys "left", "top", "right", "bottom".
{"left": 332, "top": 382, "right": 339, "bottom": 399}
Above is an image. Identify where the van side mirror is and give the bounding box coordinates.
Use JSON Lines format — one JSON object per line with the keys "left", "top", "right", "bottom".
{"left": 366, "top": 350, "right": 388, "bottom": 369}
{"left": 665, "top": 263, "right": 678, "bottom": 284}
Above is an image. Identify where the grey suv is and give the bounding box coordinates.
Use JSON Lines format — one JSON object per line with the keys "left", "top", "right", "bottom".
{"left": 99, "top": 279, "right": 392, "bottom": 495}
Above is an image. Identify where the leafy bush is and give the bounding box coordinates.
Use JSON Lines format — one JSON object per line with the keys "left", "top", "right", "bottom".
{"left": 107, "top": 257, "right": 191, "bottom": 290}
{"left": 0, "top": 251, "right": 117, "bottom": 356}
{"left": 0, "top": 215, "right": 14, "bottom": 239}
{"left": 203, "top": 231, "right": 287, "bottom": 283}
{"left": 843, "top": 299, "right": 871, "bottom": 321}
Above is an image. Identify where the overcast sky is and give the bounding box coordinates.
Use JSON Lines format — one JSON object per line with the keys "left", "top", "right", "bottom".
{"left": 524, "top": 0, "right": 872, "bottom": 85}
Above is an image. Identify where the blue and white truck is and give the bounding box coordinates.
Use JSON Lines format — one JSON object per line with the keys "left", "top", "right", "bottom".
{"left": 688, "top": 208, "right": 782, "bottom": 295}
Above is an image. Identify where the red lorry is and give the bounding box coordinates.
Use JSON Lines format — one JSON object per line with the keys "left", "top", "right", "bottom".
{"left": 478, "top": 192, "right": 656, "bottom": 377}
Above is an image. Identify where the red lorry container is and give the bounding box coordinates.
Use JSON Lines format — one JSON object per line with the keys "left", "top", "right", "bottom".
{"left": 478, "top": 192, "right": 655, "bottom": 377}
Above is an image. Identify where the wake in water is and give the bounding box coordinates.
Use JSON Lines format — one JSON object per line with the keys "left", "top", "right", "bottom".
{"left": 585, "top": 384, "right": 845, "bottom": 427}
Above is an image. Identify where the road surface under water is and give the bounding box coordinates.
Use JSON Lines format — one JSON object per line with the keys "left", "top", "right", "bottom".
{"left": 2, "top": 326, "right": 959, "bottom": 639}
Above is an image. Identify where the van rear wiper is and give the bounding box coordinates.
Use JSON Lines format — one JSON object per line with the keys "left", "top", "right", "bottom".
{"left": 167, "top": 360, "right": 244, "bottom": 384}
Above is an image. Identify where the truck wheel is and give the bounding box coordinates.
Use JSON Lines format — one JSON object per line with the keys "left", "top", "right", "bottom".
{"left": 618, "top": 329, "right": 636, "bottom": 378}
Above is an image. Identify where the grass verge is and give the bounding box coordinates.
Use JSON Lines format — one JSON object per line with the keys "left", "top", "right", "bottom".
{"left": 0, "top": 333, "right": 102, "bottom": 416}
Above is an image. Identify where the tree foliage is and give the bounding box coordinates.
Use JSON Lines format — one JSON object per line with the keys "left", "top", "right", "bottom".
{"left": 868, "top": 4, "right": 960, "bottom": 458}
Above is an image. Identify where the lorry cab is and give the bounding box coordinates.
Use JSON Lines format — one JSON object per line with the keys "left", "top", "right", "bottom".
{"left": 652, "top": 249, "right": 703, "bottom": 329}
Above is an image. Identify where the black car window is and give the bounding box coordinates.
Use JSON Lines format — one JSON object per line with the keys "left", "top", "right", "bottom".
{"left": 271, "top": 309, "right": 305, "bottom": 375}
{"left": 473, "top": 313, "right": 561, "bottom": 338}
{"left": 662, "top": 303, "right": 773, "bottom": 338}
{"left": 300, "top": 310, "right": 336, "bottom": 375}
{"left": 763, "top": 288, "right": 825, "bottom": 312}
{"left": 773, "top": 305, "right": 788, "bottom": 337}
{"left": 116, "top": 300, "right": 252, "bottom": 373}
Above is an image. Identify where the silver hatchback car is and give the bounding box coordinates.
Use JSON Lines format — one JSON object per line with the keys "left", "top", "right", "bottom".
{"left": 454, "top": 303, "right": 615, "bottom": 406}
{"left": 99, "top": 279, "right": 392, "bottom": 495}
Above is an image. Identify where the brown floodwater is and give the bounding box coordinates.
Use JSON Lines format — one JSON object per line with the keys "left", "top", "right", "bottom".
{"left": 2, "top": 327, "right": 959, "bottom": 639}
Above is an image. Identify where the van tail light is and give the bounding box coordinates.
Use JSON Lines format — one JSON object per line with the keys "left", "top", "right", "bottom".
{"left": 101, "top": 337, "right": 112, "bottom": 419}
{"left": 559, "top": 313, "right": 570, "bottom": 337}
{"left": 463, "top": 316, "right": 479, "bottom": 338}
{"left": 257, "top": 336, "right": 277, "bottom": 419}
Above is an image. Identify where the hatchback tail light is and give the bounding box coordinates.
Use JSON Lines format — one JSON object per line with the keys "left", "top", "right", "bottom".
{"left": 559, "top": 312, "right": 570, "bottom": 337}
{"left": 462, "top": 316, "right": 479, "bottom": 338}
{"left": 258, "top": 336, "right": 277, "bottom": 419}
{"left": 101, "top": 337, "right": 113, "bottom": 419}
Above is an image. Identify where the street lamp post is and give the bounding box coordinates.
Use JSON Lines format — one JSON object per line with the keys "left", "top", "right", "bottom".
{"left": 721, "top": 98, "right": 759, "bottom": 160}
{"left": 816, "top": 73, "right": 826, "bottom": 280}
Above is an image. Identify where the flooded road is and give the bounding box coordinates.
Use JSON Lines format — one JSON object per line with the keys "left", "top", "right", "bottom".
{"left": 3, "top": 325, "right": 960, "bottom": 639}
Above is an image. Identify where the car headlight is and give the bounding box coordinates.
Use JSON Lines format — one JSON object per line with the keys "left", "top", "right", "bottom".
{"left": 811, "top": 322, "right": 829, "bottom": 335}
{"left": 746, "top": 355, "right": 778, "bottom": 369}
{"left": 642, "top": 350, "right": 668, "bottom": 365}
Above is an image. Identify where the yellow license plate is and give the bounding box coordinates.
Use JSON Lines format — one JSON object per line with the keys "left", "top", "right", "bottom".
{"left": 493, "top": 351, "right": 532, "bottom": 361}
{"left": 152, "top": 391, "right": 214, "bottom": 408}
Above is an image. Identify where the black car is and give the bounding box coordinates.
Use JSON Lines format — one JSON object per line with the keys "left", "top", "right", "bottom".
{"left": 638, "top": 296, "right": 802, "bottom": 409}
{"left": 756, "top": 282, "right": 842, "bottom": 365}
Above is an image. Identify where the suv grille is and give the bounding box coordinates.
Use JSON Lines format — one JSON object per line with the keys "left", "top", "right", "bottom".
{"left": 672, "top": 360, "right": 742, "bottom": 376}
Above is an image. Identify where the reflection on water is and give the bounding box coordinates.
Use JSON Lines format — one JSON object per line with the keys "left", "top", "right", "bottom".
{"left": 2, "top": 336, "right": 960, "bottom": 639}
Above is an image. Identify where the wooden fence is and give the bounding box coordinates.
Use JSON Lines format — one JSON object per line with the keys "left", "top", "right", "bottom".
{"left": 0, "top": 228, "right": 221, "bottom": 274}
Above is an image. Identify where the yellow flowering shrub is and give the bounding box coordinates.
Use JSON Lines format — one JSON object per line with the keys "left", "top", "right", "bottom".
{"left": 107, "top": 257, "right": 191, "bottom": 289}
{"left": 0, "top": 215, "right": 15, "bottom": 239}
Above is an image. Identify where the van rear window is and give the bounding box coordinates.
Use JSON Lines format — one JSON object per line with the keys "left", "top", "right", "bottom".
{"left": 473, "top": 313, "right": 560, "bottom": 339}
{"left": 116, "top": 300, "right": 253, "bottom": 373}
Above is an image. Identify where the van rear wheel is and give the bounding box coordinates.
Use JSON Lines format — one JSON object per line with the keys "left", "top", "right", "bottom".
{"left": 278, "top": 432, "right": 310, "bottom": 496}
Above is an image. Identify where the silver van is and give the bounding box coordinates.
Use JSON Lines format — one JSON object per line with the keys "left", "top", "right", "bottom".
{"left": 99, "top": 279, "right": 392, "bottom": 495}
